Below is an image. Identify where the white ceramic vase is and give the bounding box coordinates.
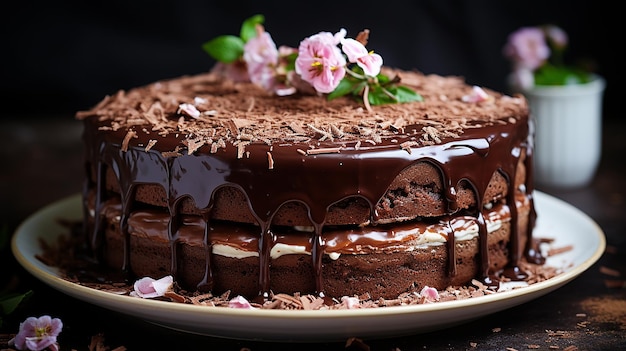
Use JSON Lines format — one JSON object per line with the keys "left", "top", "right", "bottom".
{"left": 520, "top": 76, "right": 606, "bottom": 189}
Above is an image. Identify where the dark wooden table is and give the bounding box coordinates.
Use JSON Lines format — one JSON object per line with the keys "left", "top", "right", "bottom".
{"left": 2, "top": 116, "right": 625, "bottom": 351}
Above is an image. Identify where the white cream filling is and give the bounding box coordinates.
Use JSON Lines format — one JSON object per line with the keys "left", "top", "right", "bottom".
{"left": 211, "top": 212, "right": 506, "bottom": 260}
{"left": 415, "top": 216, "right": 503, "bottom": 249}
{"left": 212, "top": 244, "right": 259, "bottom": 258}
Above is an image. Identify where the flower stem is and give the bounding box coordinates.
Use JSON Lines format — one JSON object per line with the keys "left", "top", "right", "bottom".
{"left": 362, "top": 84, "right": 372, "bottom": 113}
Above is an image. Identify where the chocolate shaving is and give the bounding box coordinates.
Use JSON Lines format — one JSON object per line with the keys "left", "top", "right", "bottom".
{"left": 236, "top": 141, "right": 249, "bottom": 159}
{"left": 547, "top": 245, "right": 574, "bottom": 256}
{"left": 184, "top": 136, "right": 205, "bottom": 155}
{"left": 144, "top": 139, "right": 157, "bottom": 151}
{"left": 161, "top": 146, "right": 182, "bottom": 158}
{"left": 288, "top": 121, "right": 307, "bottom": 135}
{"left": 599, "top": 266, "right": 621, "bottom": 277}
{"left": 121, "top": 130, "right": 137, "bottom": 152}
{"left": 400, "top": 141, "right": 419, "bottom": 154}
{"left": 306, "top": 147, "right": 342, "bottom": 155}
{"left": 308, "top": 124, "right": 334, "bottom": 141}
{"left": 330, "top": 124, "right": 345, "bottom": 138}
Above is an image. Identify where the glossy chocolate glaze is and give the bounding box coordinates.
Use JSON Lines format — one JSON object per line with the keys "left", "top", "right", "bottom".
{"left": 77, "top": 70, "right": 537, "bottom": 297}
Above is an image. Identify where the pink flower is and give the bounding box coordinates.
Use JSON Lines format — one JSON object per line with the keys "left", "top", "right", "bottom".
{"left": 131, "top": 275, "right": 173, "bottom": 298}
{"left": 8, "top": 315, "right": 63, "bottom": 351}
{"left": 228, "top": 295, "right": 255, "bottom": 309}
{"left": 420, "top": 286, "right": 439, "bottom": 302}
{"left": 341, "top": 38, "right": 383, "bottom": 77}
{"left": 503, "top": 27, "right": 550, "bottom": 71}
{"left": 243, "top": 31, "right": 279, "bottom": 91}
{"left": 295, "top": 30, "right": 347, "bottom": 93}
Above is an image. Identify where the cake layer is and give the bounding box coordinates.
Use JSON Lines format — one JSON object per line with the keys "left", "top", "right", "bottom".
{"left": 98, "top": 157, "right": 521, "bottom": 226}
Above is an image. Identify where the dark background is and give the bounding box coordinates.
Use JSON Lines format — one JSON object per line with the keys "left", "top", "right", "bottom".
{"left": 2, "top": 2, "right": 625, "bottom": 349}
{"left": 2, "top": 0, "right": 622, "bottom": 121}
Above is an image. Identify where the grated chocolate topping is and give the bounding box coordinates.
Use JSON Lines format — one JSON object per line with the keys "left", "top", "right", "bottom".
{"left": 76, "top": 68, "right": 528, "bottom": 155}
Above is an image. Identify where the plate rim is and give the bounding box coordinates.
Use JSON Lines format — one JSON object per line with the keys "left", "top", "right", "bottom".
{"left": 11, "top": 191, "right": 606, "bottom": 340}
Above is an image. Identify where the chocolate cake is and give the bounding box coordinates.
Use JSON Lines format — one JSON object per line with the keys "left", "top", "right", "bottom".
{"left": 75, "top": 23, "right": 539, "bottom": 301}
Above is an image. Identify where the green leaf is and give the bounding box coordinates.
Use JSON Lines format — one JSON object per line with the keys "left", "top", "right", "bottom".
{"left": 0, "top": 291, "right": 33, "bottom": 316}
{"left": 534, "top": 64, "right": 591, "bottom": 86}
{"left": 328, "top": 79, "right": 360, "bottom": 101}
{"left": 368, "top": 85, "right": 423, "bottom": 106}
{"left": 283, "top": 52, "right": 298, "bottom": 72}
{"left": 202, "top": 35, "right": 245, "bottom": 63}
{"left": 393, "top": 86, "right": 423, "bottom": 103}
{"left": 240, "top": 14, "right": 265, "bottom": 42}
{"left": 367, "top": 85, "right": 396, "bottom": 105}
{"left": 376, "top": 73, "right": 391, "bottom": 85}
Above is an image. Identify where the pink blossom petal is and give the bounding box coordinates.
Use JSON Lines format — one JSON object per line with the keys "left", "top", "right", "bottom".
{"left": 356, "top": 53, "right": 383, "bottom": 77}
{"left": 420, "top": 286, "right": 440, "bottom": 302}
{"left": 132, "top": 275, "right": 173, "bottom": 298}
{"left": 333, "top": 28, "right": 347, "bottom": 44}
{"left": 275, "top": 85, "right": 297, "bottom": 96}
{"left": 341, "top": 38, "right": 369, "bottom": 63}
{"left": 228, "top": 295, "right": 255, "bottom": 309}
{"left": 341, "top": 38, "right": 383, "bottom": 76}
{"left": 462, "top": 86, "right": 491, "bottom": 103}
{"left": 177, "top": 103, "right": 201, "bottom": 118}
{"left": 25, "top": 335, "right": 58, "bottom": 351}
{"left": 340, "top": 296, "right": 361, "bottom": 309}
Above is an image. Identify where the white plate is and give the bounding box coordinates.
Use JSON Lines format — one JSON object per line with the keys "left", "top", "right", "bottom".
{"left": 11, "top": 192, "right": 605, "bottom": 342}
